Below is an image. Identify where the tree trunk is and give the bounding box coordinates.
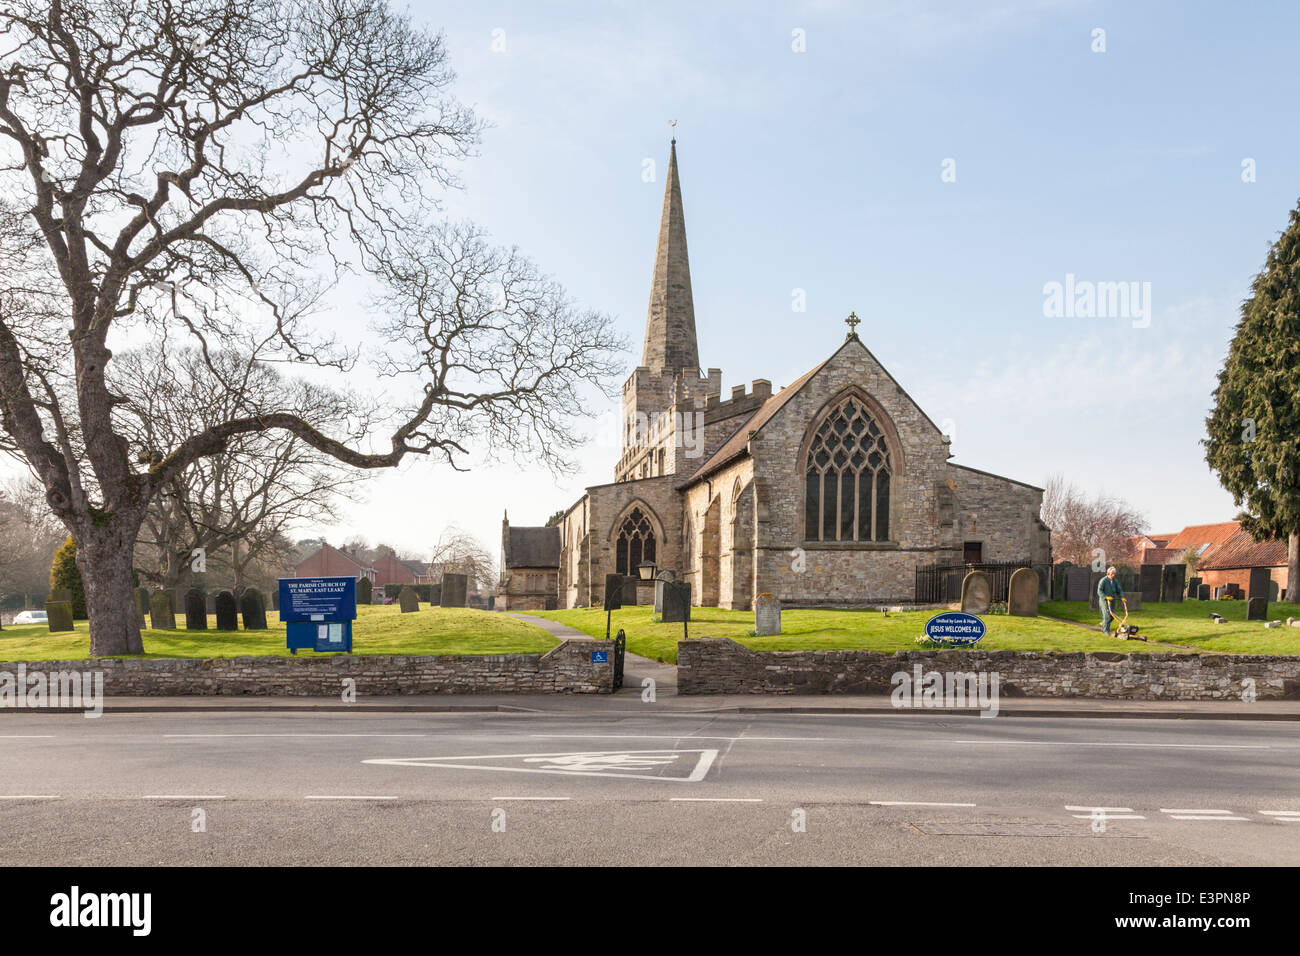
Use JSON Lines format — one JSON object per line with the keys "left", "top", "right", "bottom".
{"left": 77, "top": 524, "right": 145, "bottom": 657}
{"left": 1290, "top": 533, "right": 1299, "bottom": 603}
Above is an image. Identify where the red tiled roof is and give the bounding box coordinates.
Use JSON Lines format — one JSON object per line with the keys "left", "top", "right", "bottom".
{"left": 1163, "top": 522, "right": 1241, "bottom": 557}
{"left": 1197, "top": 529, "right": 1288, "bottom": 570}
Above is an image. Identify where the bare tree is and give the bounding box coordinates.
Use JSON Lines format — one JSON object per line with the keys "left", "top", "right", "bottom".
{"left": 1041, "top": 473, "right": 1148, "bottom": 567}
{"left": 0, "top": 477, "right": 64, "bottom": 608}
{"left": 429, "top": 525, "right": 494, "bottom": 593}
{"left": 117, "top": 347, "right": 368, "bottom": 591}
{"left": 0, "top": 1, "right": 624, "bottom": 654}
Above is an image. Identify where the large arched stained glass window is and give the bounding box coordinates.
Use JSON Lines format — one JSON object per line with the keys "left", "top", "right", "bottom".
{"left": 804, "top": 396, "right": 892, "bottom": 542}
{"left": 615, "top": 507, "right": 657, "bottom": 574}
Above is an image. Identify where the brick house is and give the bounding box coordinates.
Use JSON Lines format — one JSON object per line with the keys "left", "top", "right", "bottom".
{"left": 501, "top": 140, "right": 1051, "bottom": 609}
{"left": 1121, "top": 521, "right": 1289, "bottom": 598}
{"left": 370, "top": 554, "right": 429, "bottom": 589}
{"left": 293, "top": 543, "right": 374, "bottom": 583}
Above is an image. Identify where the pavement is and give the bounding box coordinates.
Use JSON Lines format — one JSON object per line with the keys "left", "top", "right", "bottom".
{"left": 2, "top": 707, "right": 1298, "bottom": 865}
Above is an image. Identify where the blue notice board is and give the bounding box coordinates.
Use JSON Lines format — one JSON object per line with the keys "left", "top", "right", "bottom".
{"left": 279, "top": 577, "right": 357, "bottom": 654}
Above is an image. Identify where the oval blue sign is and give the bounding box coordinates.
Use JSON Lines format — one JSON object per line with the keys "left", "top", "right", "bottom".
{"left": 924, "top": 611, "right": 987, "bottom": 645}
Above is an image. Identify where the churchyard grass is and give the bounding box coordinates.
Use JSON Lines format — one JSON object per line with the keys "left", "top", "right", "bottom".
{"left": 526, "top": 605, "right": 1278, "bottom": 663}
{"left": 0, "top": 605, "right": 559, "bottom": 661}
{"left": 1042, "top": 600, "right": 1300, "bottom": 655}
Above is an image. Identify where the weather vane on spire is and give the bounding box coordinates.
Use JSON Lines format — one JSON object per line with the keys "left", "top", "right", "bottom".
{"left": 669, "top": 119, "right": 677, "bottom": 144}
{"left": 845, "top": 311, "right": 861, "bottom": 340}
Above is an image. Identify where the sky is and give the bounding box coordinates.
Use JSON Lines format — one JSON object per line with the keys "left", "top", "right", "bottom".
{"left": 27, "top": 0, "right": 1300, "bottom": 563}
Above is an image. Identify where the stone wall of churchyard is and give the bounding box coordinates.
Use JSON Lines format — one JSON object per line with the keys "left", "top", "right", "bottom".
{"left": 2, "top": 640, "right": 612, "bottom": 696}
{"left": 676, "top": 638, "right": 1300, "bottom": 699}
{"left": 945, "top": 464, "right": 1051, "bottom": 564}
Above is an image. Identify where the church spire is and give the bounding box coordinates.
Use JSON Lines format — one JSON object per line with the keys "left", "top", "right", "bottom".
{"left": 641, "top": 139, "right": 699, "bottom": 372}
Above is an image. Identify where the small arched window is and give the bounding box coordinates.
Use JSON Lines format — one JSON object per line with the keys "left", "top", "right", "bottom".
{"left": 615, "top": 507, "right": 656, "bottom": 575}
{"left": 804, "top": 396, "right": 892, "bottom": 542}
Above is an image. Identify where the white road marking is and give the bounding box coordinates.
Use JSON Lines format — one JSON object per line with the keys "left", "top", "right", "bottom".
{"left": 1160, "top": 809, "right": 1248, "bottom": 821}
{"left": 305, "top": 795, "right": 398, "bottom": 801}
{"left": 1065, "top": 806, "right": 1135, "bottom": 812}
{"left": 1260, "top": 810, "right": 1300, "bottom": 816}
{"left": 670, "top": 797, "right": 763, "bottom": 803}
{"left": 954, "top": 741, "right": 1269, "bottom": 749}
{"left": 0, "top": 795, "right": 60, "bottom": 799}
{"left": 364, "top": 749, "right": 719, "bottom": 783}
{"left": 531, "top": 734, "right": 825, "bottom": 742}
{"left": 871, "top": 801, "right": 976, "bottom": 807}
{"left": 166, "top": 733, "right": 427, "bottom": 738}
{"left": 1065, "top": 804, "right": 1146, "bottom": 820}
{"left": 0, "top": 735, "right": 56, "bottom": 738}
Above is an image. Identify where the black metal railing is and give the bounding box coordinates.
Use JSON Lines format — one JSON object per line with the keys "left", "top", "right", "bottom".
{"left": 915, "top": 559, "right": 1032, "bottom": 604}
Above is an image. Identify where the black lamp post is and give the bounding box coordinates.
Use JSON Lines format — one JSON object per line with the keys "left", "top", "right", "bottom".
{"left": 637, "top": 560, "right": 657, "bottom": 583}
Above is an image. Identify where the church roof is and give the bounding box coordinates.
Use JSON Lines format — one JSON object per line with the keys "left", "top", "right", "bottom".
{"left": 641, "top": 140, "right": 699, "bottom": 372}
{"left": 677, "top": 359, "right": 829, "bottom": 489}
{"left": 505, "top": 525, "right": 562, "bottom": 569}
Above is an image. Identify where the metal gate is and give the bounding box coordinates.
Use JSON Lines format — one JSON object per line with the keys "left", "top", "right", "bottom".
{"left": 612, "top": 628, "right": 626, "bottom": 691}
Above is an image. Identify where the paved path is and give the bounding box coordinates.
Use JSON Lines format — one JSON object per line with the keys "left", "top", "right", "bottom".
{"left": 503, "top": 612, "right": 592, "bottom": 641}
{"left": 504, "top": 611, "right": 679, "bottom": 695}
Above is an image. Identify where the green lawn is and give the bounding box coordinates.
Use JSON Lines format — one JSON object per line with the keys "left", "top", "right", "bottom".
{"left": 526, "top": 604, "right": 1228, "bottom": 664}
{"left": 1042, "top": 599, "right": 1300, "bottom": 655}
{"left": 0, "top": 605, "right": 559, "bottom": 661}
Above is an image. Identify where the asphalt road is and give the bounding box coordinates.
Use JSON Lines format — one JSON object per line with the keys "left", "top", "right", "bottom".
{"left": 1, "top": 709, "right": 1298, "bottom": 865}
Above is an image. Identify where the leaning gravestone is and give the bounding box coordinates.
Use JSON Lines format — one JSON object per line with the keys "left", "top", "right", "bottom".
{"left": 149, "top": 591, "right": 176, "bottom": 629}
{"left": 398, "top": 586, "right": 419, "bottom": 613}
{"left": 240, "top": 587, "right": 267, "bottom": 630}
{"left": 214, "top": 591, "right": 238, "bottom": 631}
{"left": 1187, "top": 576, "right": 1202, "bottom": 599}
{"left": 754, "top": 593, "right": 782, "bottom": 634}
{"left": 45, "top": 601, "right": 74, "bottom": 632}
{"left": 1007, "top": 568, "right": 1039, "bottom": 617}
{"left": 1162, "top": 564, "right": 1186, "bottom": 603}
{"left": 1247, "top": 596, "right": 1268, "bottom": 621}
{"left": 1088, "top": 571, "right": 1104, "bottom": 611}
{"left": 1198, "top": 584, "right": 1211, "bottom": 601}
{"left": 960, "top": 570, "right": 991, "bottom": 615}
{"left": 1139, "top": 565, "right": 1162, "bottom": 604}
{"left": 1065, "top": 567, "right": 1089, "bottom": 602}
{"left": 1248, "top": 567, "right": 1272, "bottom": 602}
{"left": 661, "top": 580, "right": 692, "bottom": 624}
{"left": 184, "top": 588, "right": 207, "bottom": 630}
{"left": 439, "top": 573, "right": 467, "bottom": 608}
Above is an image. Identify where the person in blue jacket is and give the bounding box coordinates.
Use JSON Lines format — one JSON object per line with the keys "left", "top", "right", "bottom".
{"left": 1098, "top": 566, "right": 1126, "bottom": 636}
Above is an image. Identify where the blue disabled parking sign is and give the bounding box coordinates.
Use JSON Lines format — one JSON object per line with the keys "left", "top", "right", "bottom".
{"left": 278, "top": 577, "right": 358, "bottom": 654}
{"left": 591, "top": 650, "right": 608, "bottom": 663}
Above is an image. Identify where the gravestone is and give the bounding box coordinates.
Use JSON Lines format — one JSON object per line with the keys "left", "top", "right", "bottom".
{"left": 372, "top": 589, "right": 385, "bottom": 605}
{"left": 49, "top": 587, "right": 71, "bottom": 604}
{"left": 1007, "top": 568, "right": 1039, "bottom": 617}
{"left": 1125, "top": 590, "right": 1142, "bottom": 611}
{"left": 1247, "top": 596, "right": 1268, "bottom": 621}
{"left": 240, "top": 587, "right": 267, "bottom": 630}
{"left": 621, "top": 575, "right": 639, "bottom": 607}
{"left": 1162, "top": 564, "right": 1186, "bottom": 603}
{"left": 398, "top": 586, "right": 419, "bottom": 613}
{"left": 269, "top": 589, "right": 279, "bottom": 612}
{"left": 653, "top": 571, "right": 677, "bottom": 615}
{"left": 1088, "top": 571, "right": 1104, "bottom": 611}
{"left": 1186, "top": 576, "right": 1202, "bottom": 599}
{"left": 960, "top": 570, "right": 991, "bottom": 615}
{"left": 149, "top": 591, "right": 175, "bottom": 629}
{"left": 1269, "top": 581, "right": 1280, "bottom": 601}
{"left": 429, "top": 583, "right": 442, "bottom": 606}
{"left": 45, "top": 601, "right": 74, "bottom": 632}
{"left": 1248, "top": 567, "right": 1272, "bottom": 601}
{"left": 184, "top": 588, "right": 207, "bottom": 630}
{"left": 1213, "top": 585, "right": 1227, "bottom": 600}
{"left": 1198, "top": 584, "right": 1211, "bottom": 601}
{"left": 1033, "top": 564, "right": 1051, "bottom": 601}
{"left": 603, "top": 573, "right": 623, "bottom": 612}
{"left": 1065, "top": 567, "right": 1089, "bottom": 602}
{"left": 357, "top": 578, "right": 372, "bottom": 605}
{"left": 754, "top": 593, "right": 782, "bottom": 634}
{"left": 439, "top": 573, "right": 467, "bottom": 608}
{"left": 1227, "top": 582, "right": 1243, "bottom": 599}
{"left": 661, "top": 580, "right": 692, "bottom": 624}
{"left": 1139, "top": 565, "right": 1162, "bottom": 604}
{"left": 134, "top": 586, "right": 150, "bottom": 618}
{"left": 214, "top": 591, "right": 238, "bottom": 630}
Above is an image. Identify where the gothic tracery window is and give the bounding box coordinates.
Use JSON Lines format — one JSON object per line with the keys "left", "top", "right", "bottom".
{"left": 615, "top": 507, "right": 656, "bottom": 575}
{"left": 804, "top": 396, "right": 892, "bottom": 543}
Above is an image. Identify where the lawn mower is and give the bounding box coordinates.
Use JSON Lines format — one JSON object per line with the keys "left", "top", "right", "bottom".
{"left": 1106, "top": 598, "right": 1143, "bottom": 640}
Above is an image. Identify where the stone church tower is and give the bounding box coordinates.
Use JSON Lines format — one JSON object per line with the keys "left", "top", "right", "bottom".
{"left": 501, "top": 141, "right": 1051, "bottom": 611}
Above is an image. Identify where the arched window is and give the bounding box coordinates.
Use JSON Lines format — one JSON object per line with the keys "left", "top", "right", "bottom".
{"left": 615, "top": 507, "right": 656, "bottom": 575}
{"left": 804, "top": 396, "right": 892, "bottom": 542}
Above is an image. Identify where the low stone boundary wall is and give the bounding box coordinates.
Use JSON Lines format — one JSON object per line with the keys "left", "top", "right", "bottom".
{"left": 676, "top": 638, "right": 1300, "bottom": 700}
{"left": 0, "top": 640, "right": 612, "bottom": 697}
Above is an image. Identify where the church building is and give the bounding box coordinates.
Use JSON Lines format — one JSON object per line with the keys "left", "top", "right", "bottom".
{"left": 498, "top": 141, "right": 1051, "bottom": 611}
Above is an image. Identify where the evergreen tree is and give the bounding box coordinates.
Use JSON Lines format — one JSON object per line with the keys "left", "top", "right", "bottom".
{"left": 1205, "top": 198, "right": 1300, "bottom": 593}
{"left": 49, "top": 535, "right": 88, "bottom": 620}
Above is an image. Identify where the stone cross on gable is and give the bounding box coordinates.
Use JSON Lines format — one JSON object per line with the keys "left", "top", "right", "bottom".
{"left": 845, "top": 311, "right": 861, "bottom": 340}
